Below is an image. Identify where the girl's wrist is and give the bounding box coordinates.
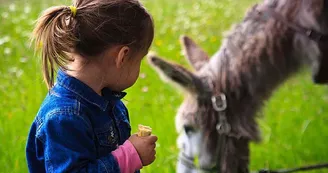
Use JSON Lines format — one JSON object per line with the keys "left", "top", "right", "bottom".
{"left": 112, "top": 140, "right": 143, "bottom": 173}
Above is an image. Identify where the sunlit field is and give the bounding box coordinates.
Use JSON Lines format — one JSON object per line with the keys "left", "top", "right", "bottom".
{"left": 1, "top": 0, "right": 328, "bottom": 172}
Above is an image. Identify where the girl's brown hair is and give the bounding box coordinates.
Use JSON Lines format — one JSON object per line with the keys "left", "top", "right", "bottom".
{"left": 32, "top": 0, "right": 154, "bottom": 89}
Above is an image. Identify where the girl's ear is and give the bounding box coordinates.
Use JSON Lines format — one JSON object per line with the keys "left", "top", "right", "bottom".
{"left": 116, "top": 46, "right": 130, "bottom": 68}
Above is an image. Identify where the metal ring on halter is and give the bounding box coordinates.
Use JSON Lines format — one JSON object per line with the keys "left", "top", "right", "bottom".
{"left": 211, "top": 93, "right": 227, "bottom": 112}
{"left": 216, "top": 122, "right": 231, "bottom": 135}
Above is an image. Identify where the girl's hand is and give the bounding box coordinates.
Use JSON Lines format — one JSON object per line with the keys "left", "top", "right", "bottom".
{"left": 128, "top": 134, "right": 157, "bottom": 166}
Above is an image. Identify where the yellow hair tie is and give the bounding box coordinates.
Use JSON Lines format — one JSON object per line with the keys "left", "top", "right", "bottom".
{"left": 38, "top": 41, "right": 43, "bottom": 49}
{"left": 69, "top": 6, "right": 77, "bottom": 17}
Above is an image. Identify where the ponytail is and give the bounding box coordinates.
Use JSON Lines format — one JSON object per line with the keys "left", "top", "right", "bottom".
{"left": 32, "top": 5, "right": 77, "bottom": 89}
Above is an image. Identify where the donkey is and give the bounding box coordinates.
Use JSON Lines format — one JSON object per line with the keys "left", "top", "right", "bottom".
{"left": 148, "top": 0, "right": 328, "bottom": 173}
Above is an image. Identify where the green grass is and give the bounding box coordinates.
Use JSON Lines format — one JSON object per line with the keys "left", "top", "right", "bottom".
{"left": 1, "top": 0, "right": 328, "bottom": 172}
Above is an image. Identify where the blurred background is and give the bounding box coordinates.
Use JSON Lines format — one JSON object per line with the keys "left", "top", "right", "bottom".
{"left": 1, "top": 0, "right": 328, "bottom": 172}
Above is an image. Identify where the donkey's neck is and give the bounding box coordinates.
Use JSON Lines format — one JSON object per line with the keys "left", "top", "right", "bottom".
{"left": 205, "top": 2, "right": 302, "bottom": 140}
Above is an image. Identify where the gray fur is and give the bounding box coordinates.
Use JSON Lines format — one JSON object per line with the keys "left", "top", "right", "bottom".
{"left": 148, "top": 0, "right": 328, "bottom": 172}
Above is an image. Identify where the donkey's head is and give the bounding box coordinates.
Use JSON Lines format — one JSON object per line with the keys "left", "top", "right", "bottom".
{"left": 308, "top": 0, "right": 328, "bottom": 84}
{"left": 148, "top": 36, "right": 239, "bottom": 172}
{"left": 278, "top": 0, "right": 328, "bottom": 83}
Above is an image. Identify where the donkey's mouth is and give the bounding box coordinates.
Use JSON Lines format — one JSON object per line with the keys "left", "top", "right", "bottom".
{"left": 313, "top": 73, "right": 328, "bottom": 84}
{"left": 312, "top": 56, "right": 328, "bottom": 84}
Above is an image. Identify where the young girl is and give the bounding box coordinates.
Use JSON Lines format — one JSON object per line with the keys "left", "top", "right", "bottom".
{"left": 26, "top": 0, "right": 157, "bottom": 173}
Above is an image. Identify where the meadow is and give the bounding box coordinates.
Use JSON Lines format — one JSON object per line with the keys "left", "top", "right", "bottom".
{"left": 1, "top": 0, "right": 328, "bottom": 172}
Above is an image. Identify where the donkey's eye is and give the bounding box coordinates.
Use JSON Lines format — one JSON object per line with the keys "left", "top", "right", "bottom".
{"left": 184, "top": 125, "right": 195, "bottom": 134}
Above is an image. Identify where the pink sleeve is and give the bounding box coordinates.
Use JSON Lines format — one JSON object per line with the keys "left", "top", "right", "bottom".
{"left": 111, "top": 140, "right": 143, "bottom": 173}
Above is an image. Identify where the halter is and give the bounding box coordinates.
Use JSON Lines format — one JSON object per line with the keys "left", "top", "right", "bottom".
{"left": 178, "top": 90, "right": 233, "bottom": 172}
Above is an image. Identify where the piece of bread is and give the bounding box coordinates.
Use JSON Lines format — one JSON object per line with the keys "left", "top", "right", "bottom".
{"left": 137, "top": 124, "right": 152, "bottom": 137}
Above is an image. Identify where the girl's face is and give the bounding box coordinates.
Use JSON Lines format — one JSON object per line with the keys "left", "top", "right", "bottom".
{"left": 119, "top": 50, "right": 147, "bottom": 90}
{"left": 102, "top": 46, "right": 148, "bottom": 92}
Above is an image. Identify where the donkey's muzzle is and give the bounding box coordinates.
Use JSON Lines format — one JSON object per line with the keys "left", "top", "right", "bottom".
{"left": 313, "top": 44, "right": 328, "bottom": 84}
{"left": 313, "top": 71, "right": 328, "bottom": 84}
{"left": 313, "top": 55, "right": 328, "bottom": 84}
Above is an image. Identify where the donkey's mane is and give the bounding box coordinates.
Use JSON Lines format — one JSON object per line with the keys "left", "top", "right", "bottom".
{"left": 201, "top": 0, "right": 306, "bottom": 143}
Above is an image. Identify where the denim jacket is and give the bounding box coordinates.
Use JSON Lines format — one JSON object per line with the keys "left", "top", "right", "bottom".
{"left": 26, "top": 70, "right": 140, "bottom": 173}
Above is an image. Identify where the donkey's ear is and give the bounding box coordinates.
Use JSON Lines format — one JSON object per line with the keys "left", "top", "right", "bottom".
{"left": 180, "top": 35, "right": 209, "bottom": 71}
{"left": 148, "top": 54, "right": 199, "bottom": 93}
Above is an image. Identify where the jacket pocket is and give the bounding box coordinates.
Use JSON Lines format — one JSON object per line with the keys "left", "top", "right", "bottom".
{"left": 117, "top": 118, "right": 131, "bottom": 141}
{"left": 95, "top": 123, "right": 119, "bottom": 156}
